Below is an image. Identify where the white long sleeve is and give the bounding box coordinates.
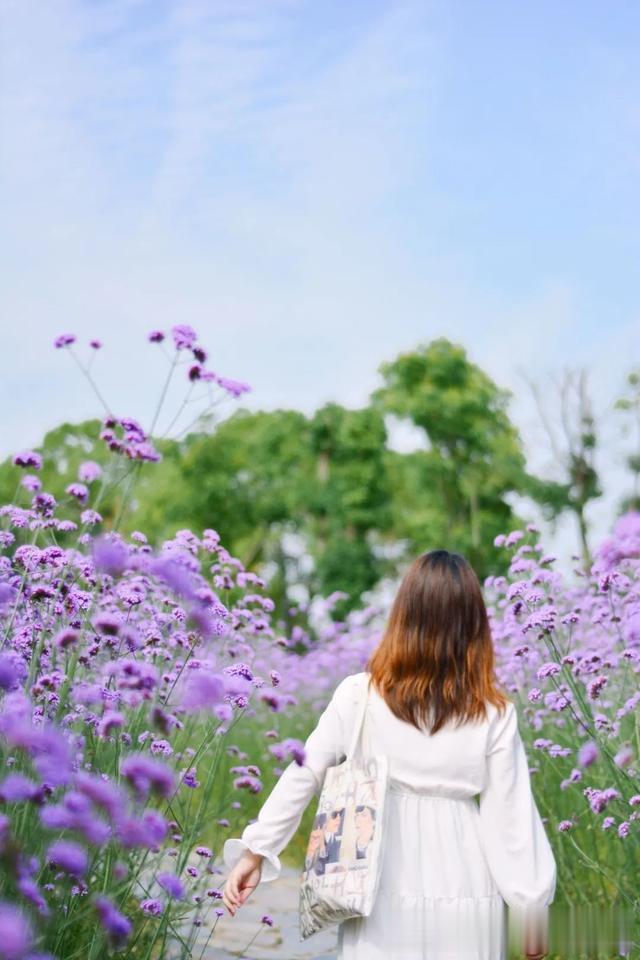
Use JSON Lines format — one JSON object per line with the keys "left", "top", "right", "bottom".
{"left": 477, "top": 701, "right": 557, "bottom": 945}
{"left": 222, "top": 674, "right": 359, "bottom": 883}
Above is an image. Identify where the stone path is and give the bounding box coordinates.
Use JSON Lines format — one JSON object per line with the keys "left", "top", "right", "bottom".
{"left": 194, "top": 865, "right": 338, "bottom": 959}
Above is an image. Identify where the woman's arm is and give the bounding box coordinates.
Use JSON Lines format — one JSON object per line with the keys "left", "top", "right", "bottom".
{"left": 477, "top": 701, "right": 557, "bottom": 956}
{"left": 222, "top": 673, "right": 361, "bottom": 883}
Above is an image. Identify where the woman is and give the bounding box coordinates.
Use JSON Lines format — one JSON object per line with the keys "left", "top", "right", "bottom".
{"left": 222, "top": 550, "right": 557, "bottom": 959}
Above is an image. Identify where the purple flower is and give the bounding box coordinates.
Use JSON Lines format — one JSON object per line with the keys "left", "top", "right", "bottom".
{"left": 156, "top": 872, "right": 184, "bottom": 900}
{"left": 98, "top": 711, "right": 125, "bottom": 738}
{"left": 46, "top": 840, "right": 88, "bottom": 877}
{"left": 117, "top": 659, "right": 158, "bottom": 692}
{"left": 148, "top": 330, "right": 165, "bottom": 343}
{"left": 261, "top": 914, "right": 274, "bottom": 926}
{"left": 195, "top": 846, "right": 212, "bottom": 858}
{"left": 505, "top": 530, "right": 524, "bottom": 547}
{"left": 140, "top": 898, "right": 163, "bottom": 916}
{"left": 128, "top": 439, "right": 161, "bottom": 463}
{"left": 78, "top": 460, "right": 102, "bottom": 483}
{"left": 186, "top": 604, "right": 223, "bottom": 639}
{"left": 584, "top": 786, "right": 613, "bottom": 813}
{"left": 614, "top": 744, "right": 633, "bottom": 767}
{"left": 94, "top": 896, "right": 132, "bottom": 946}
{"left": 215, "top": 376, "right": 251, "bottom": 398}
{"left": 223, "top": 662, "right": 254, "bottom": 682}
{"left": 53, "top": 333, "right": 76, "bottom": 348}
{"left": 182, "top": 671, "right": 225, "bottom": 711}
{"left": 0, "top": 903, "right": 33, "bottom": 960}
{"left": 54, "top": 629, "right": 80, "bottom": 650}
{"left": 65, "top": 483, "right": 89, "bottom": 503}
{"left": 587, "top": 675, "right": 608, "bottom": 700}
{"left": 171, "top": 325, "right": 197, "bottom": 350}
{"left": 116, "top": 810, "right": 168, "bottom": 850}
{"left": 12, "top": 452, "right": 43, "bottom": 471}
{"left": 149, "top": 555, "right": 197, "bottom": 601}
{"left": 269, "top": 737, "right": 306, "bottom": 766}
{"left": 233, "top": 774, "right": 262, "bottom": 793}
{"left": 75, "top": 773, "right": 126, "bottom": 821}
{"left": 0, "top": 775, "right": 39, "bottom": 803}
{"left": 578, "top": 740, "right": 598, "bottom": 767}
{"left": 16, "top": 877, "right": 49, "bottom": 917}
{"left": 536, "top": 662, "right": 561, "bottom": 680}
{"left": 57, "top": 520, "right": 77, "bottom": 534}
{"left": 0, "top": 656, "right": 21, "bottom": 692}
{"left": 92, "top": 536, "right": 129, "bottom": 576}
{"left": 89, "top": 339, "right": 102, "bottom": 349}
{"left": 19, "top": 475, "right": 40, "bottom": 493}
{"left": 181, "top": 768, "right": 200, "bottom": 789}
{"left": 29, "top": 729, "right": 73, "bottom": 787}
{"left": 92, "top": 612, "right": 121, "bottom": 636}
{"left": 120, "top": 754, "right": 174, "bottom": 800}
{"left": 0, "top": 583, "right": 16, "bottom": 609}
{"left": 557, "top": 819, "right": 574, "bottom": 832}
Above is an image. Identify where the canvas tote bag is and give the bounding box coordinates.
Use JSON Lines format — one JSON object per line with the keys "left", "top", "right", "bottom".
{"left": 298, "top": 674, "right": 390, "bottom": 940}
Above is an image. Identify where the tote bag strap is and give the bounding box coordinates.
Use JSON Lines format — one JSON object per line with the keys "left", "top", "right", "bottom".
{"left": 346, "top": 674, "right": 370, "bottom": 761}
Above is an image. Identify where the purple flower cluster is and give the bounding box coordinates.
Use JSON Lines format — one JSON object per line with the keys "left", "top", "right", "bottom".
{"left": 0, "top": 494, "right": 302, "bottom": 954}
{"left": 2, "top": 326, "right": 638, "bottom": 952}
{"left": 100, "top": 416, "right": 161, "bottom": 463}
{"left": 486, "top": 517, "right": 640, "bottom": 883}
{"left": 145, "top": 324, "right": 251, "bottom": 396}
{"left": 0, "top": 329, "right": 313, "bottom": 957}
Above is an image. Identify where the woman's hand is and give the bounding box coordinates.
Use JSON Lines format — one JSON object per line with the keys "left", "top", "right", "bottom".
{"left": 523, "top": 909, "right": 549, "bottom": 959}
{"left": 222, "top": 850, "right": 264, "bottom": 917}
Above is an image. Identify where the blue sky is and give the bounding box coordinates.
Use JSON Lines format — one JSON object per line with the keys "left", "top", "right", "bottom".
{"left": 1, "top": 0, "right": 639, "bottom": 566}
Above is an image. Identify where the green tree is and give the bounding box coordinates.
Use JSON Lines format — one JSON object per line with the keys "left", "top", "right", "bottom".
{"left": 134, "top": 404, "right": 395, "bottom": 618}
{"left": 372, "top": 338, "right": 528, "bottom": 577}
{"left": 306, "top": 403, "right": 393, "bottom": 616}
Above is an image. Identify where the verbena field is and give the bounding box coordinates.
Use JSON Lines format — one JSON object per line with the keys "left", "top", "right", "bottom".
{"left": 0, "top": 327, "right": 638, "bottom": 960}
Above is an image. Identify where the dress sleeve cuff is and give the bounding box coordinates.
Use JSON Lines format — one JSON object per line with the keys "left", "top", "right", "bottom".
{"left": 222, "top": 838, "right": 282, "bottom": 883}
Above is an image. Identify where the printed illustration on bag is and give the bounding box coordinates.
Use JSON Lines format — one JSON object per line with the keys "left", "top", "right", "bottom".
{"left": 302, "top": 765, "right": 380, "bottom": 900}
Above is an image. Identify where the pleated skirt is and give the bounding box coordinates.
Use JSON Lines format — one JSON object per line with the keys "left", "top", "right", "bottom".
{"left": 336, "top": 778, "right": 507, "bottom": 960}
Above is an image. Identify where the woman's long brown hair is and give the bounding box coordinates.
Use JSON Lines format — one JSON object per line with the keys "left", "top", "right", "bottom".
{"left": 366, "top": 550, "right": 510, "bottom": 735}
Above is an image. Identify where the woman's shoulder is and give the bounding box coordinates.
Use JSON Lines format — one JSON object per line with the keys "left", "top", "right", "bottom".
{"left": 484, "top": 697, "right": 515, "bottom": 719}
{"left": 331, "top": 671, "right": 369, "bottom": 703}
{"left": 483, "top": 698, "right": 518, "bottom": 749}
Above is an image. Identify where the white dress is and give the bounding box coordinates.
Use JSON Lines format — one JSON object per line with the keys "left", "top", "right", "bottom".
{"left": 223, "top": 671, "right": 557, "bottom": 959}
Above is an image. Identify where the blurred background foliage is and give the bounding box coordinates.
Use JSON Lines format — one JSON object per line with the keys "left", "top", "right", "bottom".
{"left": 3, "top": 338, "right": 639, "bottom": 623}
